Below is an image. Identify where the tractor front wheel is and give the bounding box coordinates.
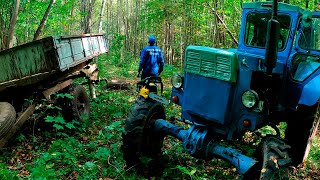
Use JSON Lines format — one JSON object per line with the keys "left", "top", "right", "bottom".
{"left": 244, "top": 135, "right": 291, "bottom": 180}
{"left": 122, "top": 98, "right": 166, "bottom": 173}
{"left": 285, "top": 102, "right": 320, "bottom": 166}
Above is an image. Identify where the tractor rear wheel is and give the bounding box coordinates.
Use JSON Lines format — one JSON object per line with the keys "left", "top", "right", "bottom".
{"left": 122, "top": 98, "right": 166, "bottom": 174}
{"left": 285, "top": 102, "right": 320, "bottom": 166}
{"left": 244, "top": 135, "right": 291, "bottom": 180}
{"left": 0, "top": 102, "right": 16, "bottom": 139}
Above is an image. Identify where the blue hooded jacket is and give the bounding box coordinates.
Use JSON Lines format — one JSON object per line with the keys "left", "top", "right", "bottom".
{"left": 138, "top": 36, "right": 165, "bottom": 77}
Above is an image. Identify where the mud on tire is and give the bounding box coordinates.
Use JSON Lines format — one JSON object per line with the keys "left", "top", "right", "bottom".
{"left": 122, "top": 98, "right": 166, "bottom": 172}
{"left": 244, "top": 135, "right": 291, "bottom": 180}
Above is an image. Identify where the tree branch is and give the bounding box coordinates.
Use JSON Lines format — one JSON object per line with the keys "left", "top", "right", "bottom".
{"left": 207, "top": 3, "right": 238, "bottom": 46}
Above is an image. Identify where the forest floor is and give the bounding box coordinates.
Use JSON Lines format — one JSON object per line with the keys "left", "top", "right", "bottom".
{"left": 0, "top": 55, "right": 319, "bottom": 179}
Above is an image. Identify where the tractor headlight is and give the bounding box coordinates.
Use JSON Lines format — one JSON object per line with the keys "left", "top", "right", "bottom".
{"left": 171, "top": 74, "right": 183, "bottom": 89}
{"left": 241, "top": 90, "right": 259, "bottom": 108}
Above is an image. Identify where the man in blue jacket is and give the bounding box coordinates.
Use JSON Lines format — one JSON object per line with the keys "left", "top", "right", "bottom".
{"left": 138, "top": 35, "right": 165, "bottom": 79}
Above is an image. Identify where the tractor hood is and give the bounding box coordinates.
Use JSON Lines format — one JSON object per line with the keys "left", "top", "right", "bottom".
{"left": 181, "top": 46, "right": 238, "bottom": 125}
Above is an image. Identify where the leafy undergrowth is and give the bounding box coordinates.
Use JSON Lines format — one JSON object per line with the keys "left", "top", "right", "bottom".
{"left": 0, "top": 56, "right": 319, "bottom": 179}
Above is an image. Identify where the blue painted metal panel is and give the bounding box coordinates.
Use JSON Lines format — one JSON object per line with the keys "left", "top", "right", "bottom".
{"left": 299, "top": 72, "right": 320, "bottom": 105}
{"left": 176, "top": 49, "right": 263, "bottom": 134}
{"left": 285, "top": 11, "right": 320, "bottom": 108}
{"left": 229, "top": 52, "right": 261, "bottom": 132}
{"left": 171, "top": 87, "right": 183, "bottom": 106}
{"left": 182, "top": 73, "right": 235, "bottom": 125}
{"left": 53, "top": 35, "right": 108, "bottom": 71}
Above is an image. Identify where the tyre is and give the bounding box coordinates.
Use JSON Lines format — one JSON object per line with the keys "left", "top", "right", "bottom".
{"left": 122, "top": 98, "right": 166, "bottom": 172}
{"left": 285, "top": 102, "right": 320, "bottom": 166}
{"left": 0, "top": 102, "right": 16, "bottom": 139}
{"left": 62, "top": 84, "right": 90, "bottom": 121}
{"left": 244, "top": 135, "right": 291, "bottom": 180}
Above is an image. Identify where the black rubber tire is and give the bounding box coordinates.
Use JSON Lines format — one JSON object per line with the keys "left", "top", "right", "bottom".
{"left": 62, "top": 84, "right": 90, "bottom": 121}
{"left": 244, "top": 135, "right": 291, "bottom": 180}
{"left": 285, "top": 102, "right": 320, "bottom": 166}
{"left": 0, "top": 102, "right": 16, "bottom": 139}
{"left": 122, "top": 98, "right": 166, "bottom": 171}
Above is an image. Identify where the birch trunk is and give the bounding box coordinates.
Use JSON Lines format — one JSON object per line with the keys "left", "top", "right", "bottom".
{"left": 33, "top": 0, "right": 56, "bottom": 40}
{"left": 98, "top": 0, "right": 106, "bottom": 33}
{"left": 6, "top": 0, "right": 20, "bottom": 48}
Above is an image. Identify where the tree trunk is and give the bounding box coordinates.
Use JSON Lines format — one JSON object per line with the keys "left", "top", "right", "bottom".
{"left": 80, "top": 0, "right": 87, "bottom": 32}
{"left": 6, "top": 0, "right": 20, "bottom": 49}
{"left": 68, "top": 1, "right": 75, "bottom": 35}
{"left": 98, "top": 0, "right": 106, "bottom": 33}
{"left": 81, "top": 0, "right": 96, "bottom": 34}
{"left": 33, "top": 0, "right": 56, "bottom": 41}
{"left": 86, "top": 0, "right": 96, "bottom": 33}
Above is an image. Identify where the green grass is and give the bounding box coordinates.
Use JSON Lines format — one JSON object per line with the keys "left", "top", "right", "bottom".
{"left": 0, "top": 54, "right": 318, "bottom": 179}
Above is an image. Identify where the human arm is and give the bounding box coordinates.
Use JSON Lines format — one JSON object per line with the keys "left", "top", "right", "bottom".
{"left": 138, "top": 48, "right": 147, "bottom": 76}
{"left": 158, "top": 49, "right": 165, "bottom": 74}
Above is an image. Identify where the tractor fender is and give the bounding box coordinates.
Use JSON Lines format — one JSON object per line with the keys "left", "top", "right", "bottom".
{"left": 298, "top": 75, "right": 320, "bottom": 106}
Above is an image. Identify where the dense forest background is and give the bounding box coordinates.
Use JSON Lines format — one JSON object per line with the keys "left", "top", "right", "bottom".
{"left": 1, "top": 0, "right": 320, "bottom": 65}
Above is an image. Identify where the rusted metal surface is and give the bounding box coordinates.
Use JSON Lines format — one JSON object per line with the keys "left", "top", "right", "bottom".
{"left": 42, "top": 79, "right": 73, "bottom": 100}
{"left": 0, "top": 38, "right": 58, "bottom": 88}
{"left": 0, "top": 34, "right": 108, "bottom": 91}
{"left": 0, "top": 104, "right": 35, "bottom": 147}
{"left": 80, "top": 64, "right": 99, "bottom": 80}
{"left": 81, "top": 64, "right": 98, "bottom": 76}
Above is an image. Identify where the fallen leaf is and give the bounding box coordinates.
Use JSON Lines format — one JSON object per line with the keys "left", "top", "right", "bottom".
{"left": 21, "top": 170, "right": 29, "bottom": 175}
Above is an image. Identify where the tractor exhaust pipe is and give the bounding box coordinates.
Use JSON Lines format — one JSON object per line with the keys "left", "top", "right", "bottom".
{"left": 265, "top": 0, "right": 280, "bottom": 75}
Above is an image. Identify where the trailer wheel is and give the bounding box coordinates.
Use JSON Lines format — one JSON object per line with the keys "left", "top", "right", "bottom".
{"left": 285, "top": 102, "right": 320, "bottom": 166}
{"left": 122, "top": 98, "right": 165, "bottom": 173}
{"left": 0, "top": 102, "right": 16, "bottom": 139}
{"left": 63, "top": 84, "right": 90, "bottom": 121}
{"left": 244, "top": 135, "right": 291, "bottom": 180}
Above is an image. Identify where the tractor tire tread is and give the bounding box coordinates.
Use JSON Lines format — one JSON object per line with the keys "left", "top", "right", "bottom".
{"left": 0, "top": 102, "right": 16, "bottom": 139}
{"left": 122, "top": 99, "right": 165, "bottom": 171}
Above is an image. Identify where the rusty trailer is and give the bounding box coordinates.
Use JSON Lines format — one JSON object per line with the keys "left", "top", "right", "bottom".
{"left": 0, "top": 34, "right": 108, "bottom": 146}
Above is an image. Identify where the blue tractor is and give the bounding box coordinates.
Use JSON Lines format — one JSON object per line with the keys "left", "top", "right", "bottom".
{"left": 122, "top": 1, "right": 320, "bottom": 179}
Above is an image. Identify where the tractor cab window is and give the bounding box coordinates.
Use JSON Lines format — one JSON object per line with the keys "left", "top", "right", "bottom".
{"left": 245, "top": 12, "right": 291, "bottom": 50}
{"left": 291, "top": 54, "right": 320, "bottom": 81}
{"left": 299, "top": 17, "right": 320, "bottom": 50}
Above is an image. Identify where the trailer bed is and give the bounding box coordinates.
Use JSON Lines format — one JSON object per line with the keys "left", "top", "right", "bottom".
{"left": 0, "top": 34, "right": 107, "bottom": 90}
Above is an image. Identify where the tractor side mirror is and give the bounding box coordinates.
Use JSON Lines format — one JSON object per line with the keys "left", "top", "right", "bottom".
{"left": 302, "top": 10, "right": 312, "bottom": 28}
